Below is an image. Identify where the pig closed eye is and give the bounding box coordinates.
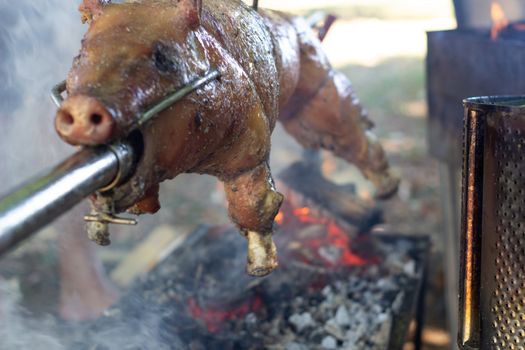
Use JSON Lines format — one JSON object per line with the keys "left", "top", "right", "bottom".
{"left": 153, "top": 46, "right": 176, "bottom": 73}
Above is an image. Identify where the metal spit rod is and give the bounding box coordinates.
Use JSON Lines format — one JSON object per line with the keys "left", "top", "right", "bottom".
{"left": 0, "top": 143, "right": 133, "bottom": 256}
{"left": 0, "top": 70, "right": 220, "bottom": 256}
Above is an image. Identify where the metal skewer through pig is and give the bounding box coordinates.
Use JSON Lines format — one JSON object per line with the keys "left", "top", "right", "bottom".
{"left": 55, "top": 0, "right": 399, "bottom": 277}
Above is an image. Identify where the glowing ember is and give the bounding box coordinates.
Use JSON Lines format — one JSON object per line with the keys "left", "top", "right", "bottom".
{"left": 293, "top": 207, "right": 319, "bottom": 225}
{"left": 491, "top": 0, "right": 509, "bottom": 40}
{"left": 281, "top": 205, "right": 376, "bottom": 267}
{"left": 188, "top": 296, "right": 263, "bottom": 332}
{"left": 274, "top": 211, "right": 284, "bottom": 225}
{"left": 294, "top": 207, "right": 310, "bottom": 216}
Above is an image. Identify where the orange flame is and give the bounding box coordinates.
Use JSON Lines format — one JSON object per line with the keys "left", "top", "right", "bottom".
{"left": 327, "top": 223, "right": 368, "bottom": 266}
{"left": 491, "top": 0, "right": 509, "bottom": 40}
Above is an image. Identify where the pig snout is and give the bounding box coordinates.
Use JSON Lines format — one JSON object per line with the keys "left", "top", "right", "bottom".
{"left": 55, "top": 95, "right": 115, "bottom": 145}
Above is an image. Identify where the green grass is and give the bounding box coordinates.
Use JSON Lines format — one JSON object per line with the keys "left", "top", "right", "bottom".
{"left": 339, "top": 57, "right": 425, "bottom": 117}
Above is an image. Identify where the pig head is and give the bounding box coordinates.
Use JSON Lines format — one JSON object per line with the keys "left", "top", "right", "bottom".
{"left": 56, "top": 0, "right": 268, "bottom": 211}
{"left": 57, "top": 0, "right": 209, "bottom": 146}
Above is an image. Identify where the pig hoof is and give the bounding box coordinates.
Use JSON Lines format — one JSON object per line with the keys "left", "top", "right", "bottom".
{"left": 247, "top": 264, "right": 277, "bottom": 277}
{"left": 86, "top": 221, "right": 111, "bottom": 246}
{"left": 245, "top": 230, "right": 278, "bottom": 277}
{"left": 374, "top": 174, "right": 400, "bottom": 200}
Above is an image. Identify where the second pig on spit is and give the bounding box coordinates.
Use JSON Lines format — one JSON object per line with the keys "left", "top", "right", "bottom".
{"left": 54, "top": 0, "right": 399, "bottom": 277}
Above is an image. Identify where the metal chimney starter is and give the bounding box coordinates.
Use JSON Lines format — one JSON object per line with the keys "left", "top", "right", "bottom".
{"left": 460, "top": 96, "right": 525, "bottom": 350}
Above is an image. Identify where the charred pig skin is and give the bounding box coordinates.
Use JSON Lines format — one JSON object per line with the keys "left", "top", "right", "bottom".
{"left": 55, "top": 0, "right": 399, "bottom": 277}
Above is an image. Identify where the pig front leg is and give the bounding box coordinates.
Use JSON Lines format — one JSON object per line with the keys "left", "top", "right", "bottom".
{"left": 223, "top": 163, "right": 284, "bottom": 277}
{"left": 127, "top": 183, "right": 161, "bottom": 215}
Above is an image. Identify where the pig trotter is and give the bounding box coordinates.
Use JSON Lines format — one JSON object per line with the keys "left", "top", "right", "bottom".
{"left": 224, "top": 163, "right": 283, "bottom": 276}
{"left": 360, "top": 134, "right": 400, "bottom": 199}
{"left": 85, "top": 198, "right": 137, "bottom": 246}
{"left": 85, "top": 199, "right": 113, "bottom": 245}
{"left": 86, "top": 220, "right": 111, "bottom": 246}
{"left": 244, "top": 230, "right": 278, "bottom": 277}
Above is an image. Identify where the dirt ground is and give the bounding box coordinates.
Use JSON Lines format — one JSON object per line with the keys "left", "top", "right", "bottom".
{"left": 0, "top": 1, "right": 457, "bottom": 349}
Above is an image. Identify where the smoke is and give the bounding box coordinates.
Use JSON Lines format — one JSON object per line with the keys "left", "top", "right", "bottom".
{"left": 0, "top": 0, "right": 84, "bottom": 191}
{"left": 0, "top": 280, "right": 66, "bottom": 350}
{"left": 0, "top": 2, "right": 83, "bottom": 349}
{"left": 0, "top": 4, "right": 187, "bottom": 349}
{"left": 0, "top": 278, "right": 182, "bottom": 350}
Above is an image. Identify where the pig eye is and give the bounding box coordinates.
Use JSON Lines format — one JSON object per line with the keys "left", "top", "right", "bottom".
{"left": 153, "top": 45, "right": 176, "bottom": 73}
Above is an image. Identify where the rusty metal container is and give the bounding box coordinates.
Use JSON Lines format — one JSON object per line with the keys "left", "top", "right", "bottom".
{"left": 460, "top": 96, "right": 525, "bottom": 349}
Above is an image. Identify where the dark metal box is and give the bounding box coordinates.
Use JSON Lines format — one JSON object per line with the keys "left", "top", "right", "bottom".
{"left": 427, "top": 29, "right": 525, "bottom": 165}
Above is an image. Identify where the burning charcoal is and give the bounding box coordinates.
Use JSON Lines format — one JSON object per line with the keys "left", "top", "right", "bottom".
{"left": 291, "top": 296, "right": 305, "bottom": 310}
{"left": 245, "top": 313, "right": 258, "bottom": 326}
{"left": 324, "top": 319, "right": 345, "bottom": 340}
{"left": 334, "top": 305, "right": 351, "bottom": 327}
{"left": 384, "top": 256, "right": 406, "bottom": 273}
{"left": 367, "top": 265, "right": 379, "bottom": 277}
{"left": 403, "top": 260, "right": 417, "bottom": 277}
{"left": 189, "top": 341, "right": 206, "bottom": 350}
{"left": 376, "top": 277, "right": 398, "bottom": 292}
{"left": 369, "top": 313, "right": 392, "bottom": 348}
{"left": 346, "top": 321, "right": 367, "bottom": 345}
{"left": 322, "top": 286, "right": 333, "bottom": 298}
{"left": 341, "top": 345, "right": 359, "bottom": 350}
{"left": 391, "top": 291, "right": 405, "bottom": 314}
{"left": 288, "top": 312, "right": 315, "bottom": 332}
{"left": 308, "top": 327, "right": 327, "bottom": 344}
{"left": 68, "top": 226, "right": 427, "bottom": 349}
{"left": 321, "top": 335, "right": 337, "bottom": 349}
{"left": 286, "top": 342, "right": 309, "bottom": 350}
{"left": 268, "top": 318, "right": 283, "bottom": 337}
{"left": 318, "top": 245, "right": 343, "bottom": 265}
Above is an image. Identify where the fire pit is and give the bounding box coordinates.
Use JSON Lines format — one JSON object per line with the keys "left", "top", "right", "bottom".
{"left": 52, "top": 161, "right": 429, "bottom": 350}
{"left": 76, "top": 229, "right": 427, "bottom": 350}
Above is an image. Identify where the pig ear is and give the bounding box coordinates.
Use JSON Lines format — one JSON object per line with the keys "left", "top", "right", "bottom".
{"left": 79, "top": 0, "right": 111, "bottom": 24}
{"left": 178, "top": 0, "right": 202, "bottom": 29}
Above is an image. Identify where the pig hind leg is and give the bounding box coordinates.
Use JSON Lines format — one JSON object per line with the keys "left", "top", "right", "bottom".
{"left": 281, "top": 69, "right": 399, "bottom": 199}
{"left": 223, "top": 162, "right": 284, "bottom": 277}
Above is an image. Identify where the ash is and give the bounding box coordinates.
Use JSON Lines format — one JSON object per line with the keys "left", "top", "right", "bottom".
{"left": 230, "top": 238, "right": 422, "bottom": 350}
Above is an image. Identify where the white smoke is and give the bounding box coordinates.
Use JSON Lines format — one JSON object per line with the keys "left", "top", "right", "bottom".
{"left": 0, "top": 0, "right": 84, "bottom": 191}
{"left": 0, "top": 280, "right": 66, "bottom": 350}
{"left": 0, "top": 2, "right": 84, "bottom": 349}
{"left": 0, "top": 5, "right": 188, "bottom": 349}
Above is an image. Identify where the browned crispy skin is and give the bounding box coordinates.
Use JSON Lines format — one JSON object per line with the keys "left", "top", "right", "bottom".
{"left": 79, "top": 0, "right": 106, "bottom": 23}
{"left": 61, "top": 0, "right": 398, "bottom": 276}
